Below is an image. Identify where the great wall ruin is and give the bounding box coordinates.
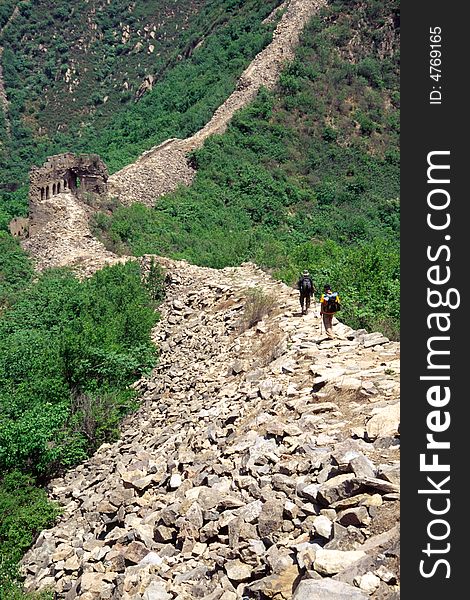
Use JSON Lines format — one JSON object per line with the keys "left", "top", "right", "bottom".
{"left": 10, "top": 0, "right": 327, "bottom": 270}
{"left": 9, "top": 152, "right": 108, "bottom": 239}
{"left": 106, "top": 0, "right": 327, "bottom": 207}
{"left": 20, "top": 258, "right": 400, "bottom": 600}
{"left": 8, "top": 2, "right": 400, "bottom": 595}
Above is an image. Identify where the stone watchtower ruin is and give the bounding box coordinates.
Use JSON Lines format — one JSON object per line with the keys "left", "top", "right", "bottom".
{"left": 9, "top": 152, "right": 109, "bottom": 238}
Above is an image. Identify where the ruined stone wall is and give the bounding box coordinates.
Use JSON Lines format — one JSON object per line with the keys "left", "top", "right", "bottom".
{"left": 107, "top": 0, "right": 327, "bottom": 206}
{"left": 27, "top": 153, "right": 109, "bottom": 237}
{"left": 20, "top": 259, "right": 401, "bottom": 599}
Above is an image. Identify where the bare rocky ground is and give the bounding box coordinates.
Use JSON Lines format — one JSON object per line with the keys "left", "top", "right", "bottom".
{"left": 21, "top": 259, "right": 400, "bottom": 600}
{"left": 21, "top": 192, "right": 127, "bottom": 276}
{"left": 107, "top": 0, "right": 327, "bottom": 207}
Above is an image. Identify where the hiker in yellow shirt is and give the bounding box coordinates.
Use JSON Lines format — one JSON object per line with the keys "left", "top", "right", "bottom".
{"left": 319, "top": 284, "right": 340, "bottom": 339}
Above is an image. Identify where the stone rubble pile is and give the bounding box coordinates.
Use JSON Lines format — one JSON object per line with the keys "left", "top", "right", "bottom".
{"left": 106, "top": 138, "right": 196, "bottom": 208}
{"left": 21, "top": 192, "right": 126, "bottom": 275}
{"left": 22, "top": 1, "right": 328, "bottom": 274}
{"left": 21, "top": 259, "right": 400, "bottom": 600}
{"left": 107, "top": 0, "right": 327, "bottom": 207}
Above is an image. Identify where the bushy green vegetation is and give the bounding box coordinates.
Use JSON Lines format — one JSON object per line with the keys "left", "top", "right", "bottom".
{"left": 0, "top": 244, "right": 164, "bottom": 595}
{"left": 0, "top": 233, "right": 34, "bottom": 309}
{"left": 0, "top": 0, "right": 18, "bottom": 30}
{"left": 0, "top": 0, "right": 282, "bottom": 223}
{"left": 81, "top": 1, "right": 281, "bottom": 174}
{"left": 0, "top": 261, "right": 162, "bottom": 475}
{"left": 0, "top": 472, "right": 59, "bottom": 600}
{"left": 94, "top": 0, "right": 400, "bottom": 338}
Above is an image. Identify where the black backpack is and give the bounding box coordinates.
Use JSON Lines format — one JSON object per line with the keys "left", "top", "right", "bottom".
{"left": 301, "top": 277, "right": 313, "bottom": 295}
{"left": 325, "top": 292, "right": 340, "bottom": 312}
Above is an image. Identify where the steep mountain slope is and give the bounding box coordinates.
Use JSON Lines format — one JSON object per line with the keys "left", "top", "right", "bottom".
{"left": 0, "top": 0, "right": 285, "bottom": 137}
{"left": 18, "top": 0, "right": 399, "bottom": 340}
{"left": 2, "top": 0, "right": 208, "bottom": 135}
{"left": 21, "top": 0, "right": 327, "bottom": 277}
{"left": 94, "top": 0, "right": 400, "bottom": 337}
{"left": 0, "top": 0, "right": 282, "bottom": 222}
{"left": 106, "top": 0, "right": 326, "bottom": 206}
{"left": 20, "top": 258, "right": 400, "bottom": 599}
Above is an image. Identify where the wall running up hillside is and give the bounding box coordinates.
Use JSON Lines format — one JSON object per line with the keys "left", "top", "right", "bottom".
{"left": 20, "top": 258, "right": 400, "bottom": 599}
{"left": 20, "top": 0, "right": 326, "bottom": 274}
{"left": 107, "top": 0, "right": 327, "bottom": 206}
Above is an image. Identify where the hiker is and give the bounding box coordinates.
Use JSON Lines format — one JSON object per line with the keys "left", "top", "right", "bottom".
{"left": 297, "top": 270, "right": 315, "bottom": 315}
{"left": 320, "top": 284, "right": 341, "bottom": 338}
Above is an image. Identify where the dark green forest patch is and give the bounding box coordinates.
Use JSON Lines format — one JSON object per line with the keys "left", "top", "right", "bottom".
{"left": 0, "top": 245, "right": 164, "bottom": 597}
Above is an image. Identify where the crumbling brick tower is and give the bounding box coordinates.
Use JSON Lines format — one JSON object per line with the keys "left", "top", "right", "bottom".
{"left": 27, "top": 153, "right": 109, "bottom": 237}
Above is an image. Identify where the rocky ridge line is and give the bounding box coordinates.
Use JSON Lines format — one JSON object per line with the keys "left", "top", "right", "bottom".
{"left": 107, "top": 0, "right": 327, "bottom": 206}
{"left": 21, "top": 259, "right": 400, "bottom": 600}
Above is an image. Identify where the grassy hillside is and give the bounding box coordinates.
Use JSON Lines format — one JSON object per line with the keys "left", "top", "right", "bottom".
{"left": 0, "top": 0, "right": 282, "bottom": 226}
{"left": 94, "top": 0, "right": 400, "bottom": 337}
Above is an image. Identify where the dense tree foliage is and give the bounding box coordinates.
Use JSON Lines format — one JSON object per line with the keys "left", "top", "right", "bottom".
{"left": 0, "top": 261, "right": 162, "bottom": 474}
{"left": 0, "top": 245, "right": 164, "bottom": 597}
{"left": 0, "top": 472, "right": 59, "bottom": 600}
{"left": 0, "top": 233, "right": 34, "bottom": 309}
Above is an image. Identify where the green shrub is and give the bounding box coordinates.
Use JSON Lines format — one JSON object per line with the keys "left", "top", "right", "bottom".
{"left": 0, "top": 234, "right": 34, "bottom": 310}
{"left": 0, "top": 472, "right": 60, "bottom": 599}
{"left": 0, "top": 261, "right": 162, "bottom": 476}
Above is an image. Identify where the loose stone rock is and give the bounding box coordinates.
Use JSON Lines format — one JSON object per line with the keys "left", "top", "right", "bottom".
{"left": 292, "top": 578, "right": 369, "bottom": 600}
{"left": 313, "top": 548, "right": 367, "bottom": 576}
{"left": 19, "top": 252, "right": 400, "bottom": 597}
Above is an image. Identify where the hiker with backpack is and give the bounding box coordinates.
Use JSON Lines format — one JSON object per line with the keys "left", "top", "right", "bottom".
{"left": 320, "top": 284, "right": 341, "bottom": 338}
{"left": 297, "top": 270, "right": 315, "bottom": 315}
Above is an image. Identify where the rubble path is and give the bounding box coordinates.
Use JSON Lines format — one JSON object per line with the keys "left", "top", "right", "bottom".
{"left": 21, "top": 192, "right": 127, "bottom": 275}
{"left": 107, "top": 0, "right": 327, "bottom": 206}
{"left": 21, "top": 259, "right": 400, "bottom": 600}
{"left": 20, "top": 0, "right": 327, "bottom": 276}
